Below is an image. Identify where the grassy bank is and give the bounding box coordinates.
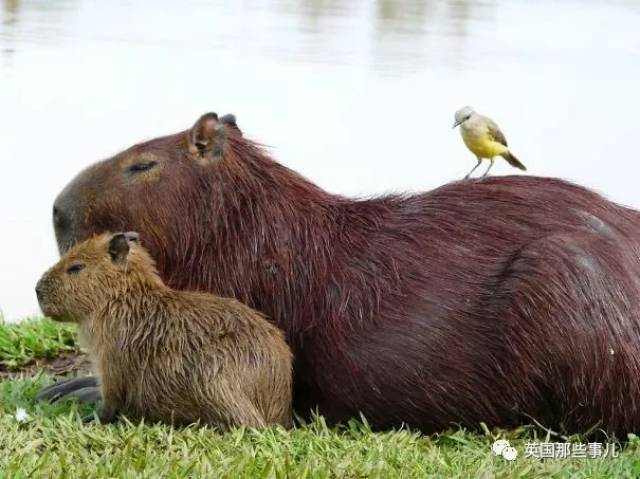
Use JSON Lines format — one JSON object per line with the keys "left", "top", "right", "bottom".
{"left": 0, "top": 318, "right": 78, "bottom": 369}
{"left": 1, "top": 319, "right": 639, "bottom": 478}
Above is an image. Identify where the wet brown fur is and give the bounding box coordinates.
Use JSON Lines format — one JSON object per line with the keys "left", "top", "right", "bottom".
{"left": 36, "top": 232, "right": 293, "bottom": 429}
{"left": 51, "top": 112, "right": 640, "bottom": 435}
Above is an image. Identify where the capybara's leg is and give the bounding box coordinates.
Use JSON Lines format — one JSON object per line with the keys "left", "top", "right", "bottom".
{"left": 96, "top": 402, "right": 118, "bottom": 424}
{"left": 212, "top": 396, "right": 267, "bottom": 430}
{"left": 36, "top": 377, "right": 100, "bottom": 403}
{"left": 228, "top": 405, "right": 267, "bottom": 429}
{"left": 262, "top": 393, "right": 293, "bottom": 428}
{"left": 82, "top": 401, "right": 118, "bottom": 425}
{"left": 83, "top": 384, "right": 120, "bottom": 425}
{"left": 59, "top": 386, "right": 102, "bottom": 405}
{"left": 487, "top": 231, "right": 640, "bottom": 435}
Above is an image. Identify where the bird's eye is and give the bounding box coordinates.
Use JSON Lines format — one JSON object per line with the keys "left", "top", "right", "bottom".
{"left": 127, "top": 161, "right": 158, "bottom": 175}
{"left": 66, "top": 263, "right": 85, "bottom": 274}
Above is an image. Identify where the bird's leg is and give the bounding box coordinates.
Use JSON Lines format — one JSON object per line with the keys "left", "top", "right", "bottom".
{"left": 464, "top": 158, "right": 482, "bottom": 180}
{"left": 482, "top": 158, "right": 495, "bottom": 177}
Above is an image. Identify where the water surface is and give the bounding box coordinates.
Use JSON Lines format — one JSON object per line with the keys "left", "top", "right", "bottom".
{"left": 1, "top": 0, "right": 639, "bottom": 320}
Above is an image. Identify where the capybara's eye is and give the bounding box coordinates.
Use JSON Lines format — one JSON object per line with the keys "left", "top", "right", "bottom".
{"left": 66, "top": 263, "right": 86, "bottom": 274}
{"left": 126, "top": 161, "right": 158, "bottom": 175}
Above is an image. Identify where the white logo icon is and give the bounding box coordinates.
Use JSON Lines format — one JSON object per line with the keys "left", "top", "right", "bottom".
{"left": 492, "top": 440, "right": 518, "bottom": 461}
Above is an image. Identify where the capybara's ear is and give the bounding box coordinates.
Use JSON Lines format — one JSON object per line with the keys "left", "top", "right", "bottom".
{"left": 188, "top": 112, "right": 225, "bottom": 163}
{"left": 219, "top": 113, "right": 236, "bottom": 126}
{"left": 124, "top": 231, "right": 140, "bottom": 244}
{"left": 108, "top": 233, "right": 131, "bottom": 263}
{"left": 220, "top": 113, "right": 242, "bottom": 136}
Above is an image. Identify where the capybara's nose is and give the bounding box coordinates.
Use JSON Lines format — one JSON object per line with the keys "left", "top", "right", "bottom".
{"left": 53, "top": 199, "right": 75, "bottom": 254}
{"left": 53, "top": 204, "right": 68, "bottom": 231}
{"left": 35, "top": 281, "right": 44, "bottom": 302}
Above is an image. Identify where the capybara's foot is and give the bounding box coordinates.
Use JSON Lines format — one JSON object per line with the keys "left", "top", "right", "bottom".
{"left": 81, "top": 413, "right": 96, "bottom": 424}
{"left": 59, "top": 386, "right": 102, "bottom": 404}
{"left": 36, "top": 376, "right": 100, "bottom": 403}
{"left": 82, "top": 408, "right": 117, "bottom": 425}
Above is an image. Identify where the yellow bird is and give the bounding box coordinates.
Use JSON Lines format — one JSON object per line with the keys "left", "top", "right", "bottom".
{"left": 452, "top": 106, "right": 526, "bottom": 179}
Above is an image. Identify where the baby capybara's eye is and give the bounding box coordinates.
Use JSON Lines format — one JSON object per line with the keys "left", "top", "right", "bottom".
{"left": 66, "top": 263, "right": 86, "bottom": 274}
{"left": 126, "top": 161, "right": 158, "bottom": 175}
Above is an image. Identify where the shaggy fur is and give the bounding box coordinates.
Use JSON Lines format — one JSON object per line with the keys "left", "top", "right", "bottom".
{"left": 46, "top": 112, "right": 640, "bottom": 435}
{"left": 36, "top": 232, "right": 293, "bottom": 429}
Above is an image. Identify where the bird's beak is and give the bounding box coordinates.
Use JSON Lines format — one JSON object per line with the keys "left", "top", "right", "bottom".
{"left": 452, "top": 120, "right": 461, "bottom": 129}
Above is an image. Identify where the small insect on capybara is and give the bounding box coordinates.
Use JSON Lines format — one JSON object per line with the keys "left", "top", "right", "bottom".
{"left": 35, "top": 232, "right": 293, "bottom": 429}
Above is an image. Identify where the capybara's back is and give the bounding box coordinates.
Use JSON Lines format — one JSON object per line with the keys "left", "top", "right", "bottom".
{"left": 36, "top": 232, "right": 293, "bottom": 429}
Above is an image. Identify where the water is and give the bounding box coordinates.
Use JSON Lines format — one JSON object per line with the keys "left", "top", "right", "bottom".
{"left": 1, "top": 0, "right": 639, "bottom": 321}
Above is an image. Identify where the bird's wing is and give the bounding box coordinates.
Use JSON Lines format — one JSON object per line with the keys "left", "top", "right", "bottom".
{"left": 485, "top": 117, "right": 508, "bottom": 147}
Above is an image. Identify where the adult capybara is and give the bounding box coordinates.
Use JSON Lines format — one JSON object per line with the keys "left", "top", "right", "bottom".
{"left": 42, "top": 111, "right": 640, "bottom": 435}
{"left": 36, "top": 231, "right": 293, "bottom": 429}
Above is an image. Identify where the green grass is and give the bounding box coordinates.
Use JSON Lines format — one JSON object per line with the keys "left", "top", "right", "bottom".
{"left": 1, "top": 319, "right": 640, "bottom": 478}
{"left": 0, "top": 318, "right": 78, "bottom": 368}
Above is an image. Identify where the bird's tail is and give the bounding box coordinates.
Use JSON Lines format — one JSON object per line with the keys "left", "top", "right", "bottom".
{"left": 502, "top": 151, "right": 527, "bottom": 171}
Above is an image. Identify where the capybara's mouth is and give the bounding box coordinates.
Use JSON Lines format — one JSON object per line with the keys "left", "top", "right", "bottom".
{"left": 35, "top": 287, "right": 66, "bottom": 322}
{"left": 41, "top": 308, "right": 73, "bottom": 323}
{"left": 56, "top": 233, "right": 82, "bottom": 256}
{"left": 58, "top": 239, "right": 76, "bottom": 255}
{"left": 52, "top": 201, "right": 83, "bottom": 256}
{"left": 37, "top": 301, "right": 56, "bottom": 321}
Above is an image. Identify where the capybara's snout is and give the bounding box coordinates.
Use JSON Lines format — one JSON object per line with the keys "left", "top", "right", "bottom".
{"left": 35, "top": 273, "right": 53, "bottom": 318}
{"left": 35, "top": 277, "right": 45, "bottom": 303}
{"left": 35, "top": 270, "right": 69, "bottom": 322}
{"left": 53, "top": 192, "right": 76, "bottom": 255}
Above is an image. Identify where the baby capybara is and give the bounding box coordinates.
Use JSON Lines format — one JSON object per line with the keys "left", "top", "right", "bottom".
{"left": 35, "top": 232, "right": 293, "bottom": 429}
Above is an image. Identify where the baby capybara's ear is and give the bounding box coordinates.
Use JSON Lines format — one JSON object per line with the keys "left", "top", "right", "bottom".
{"left": 108, "top": 233, "right": 131, "bottom": 263}
{"left": 188, "top": 112, "right": 226, "bottom": 162}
